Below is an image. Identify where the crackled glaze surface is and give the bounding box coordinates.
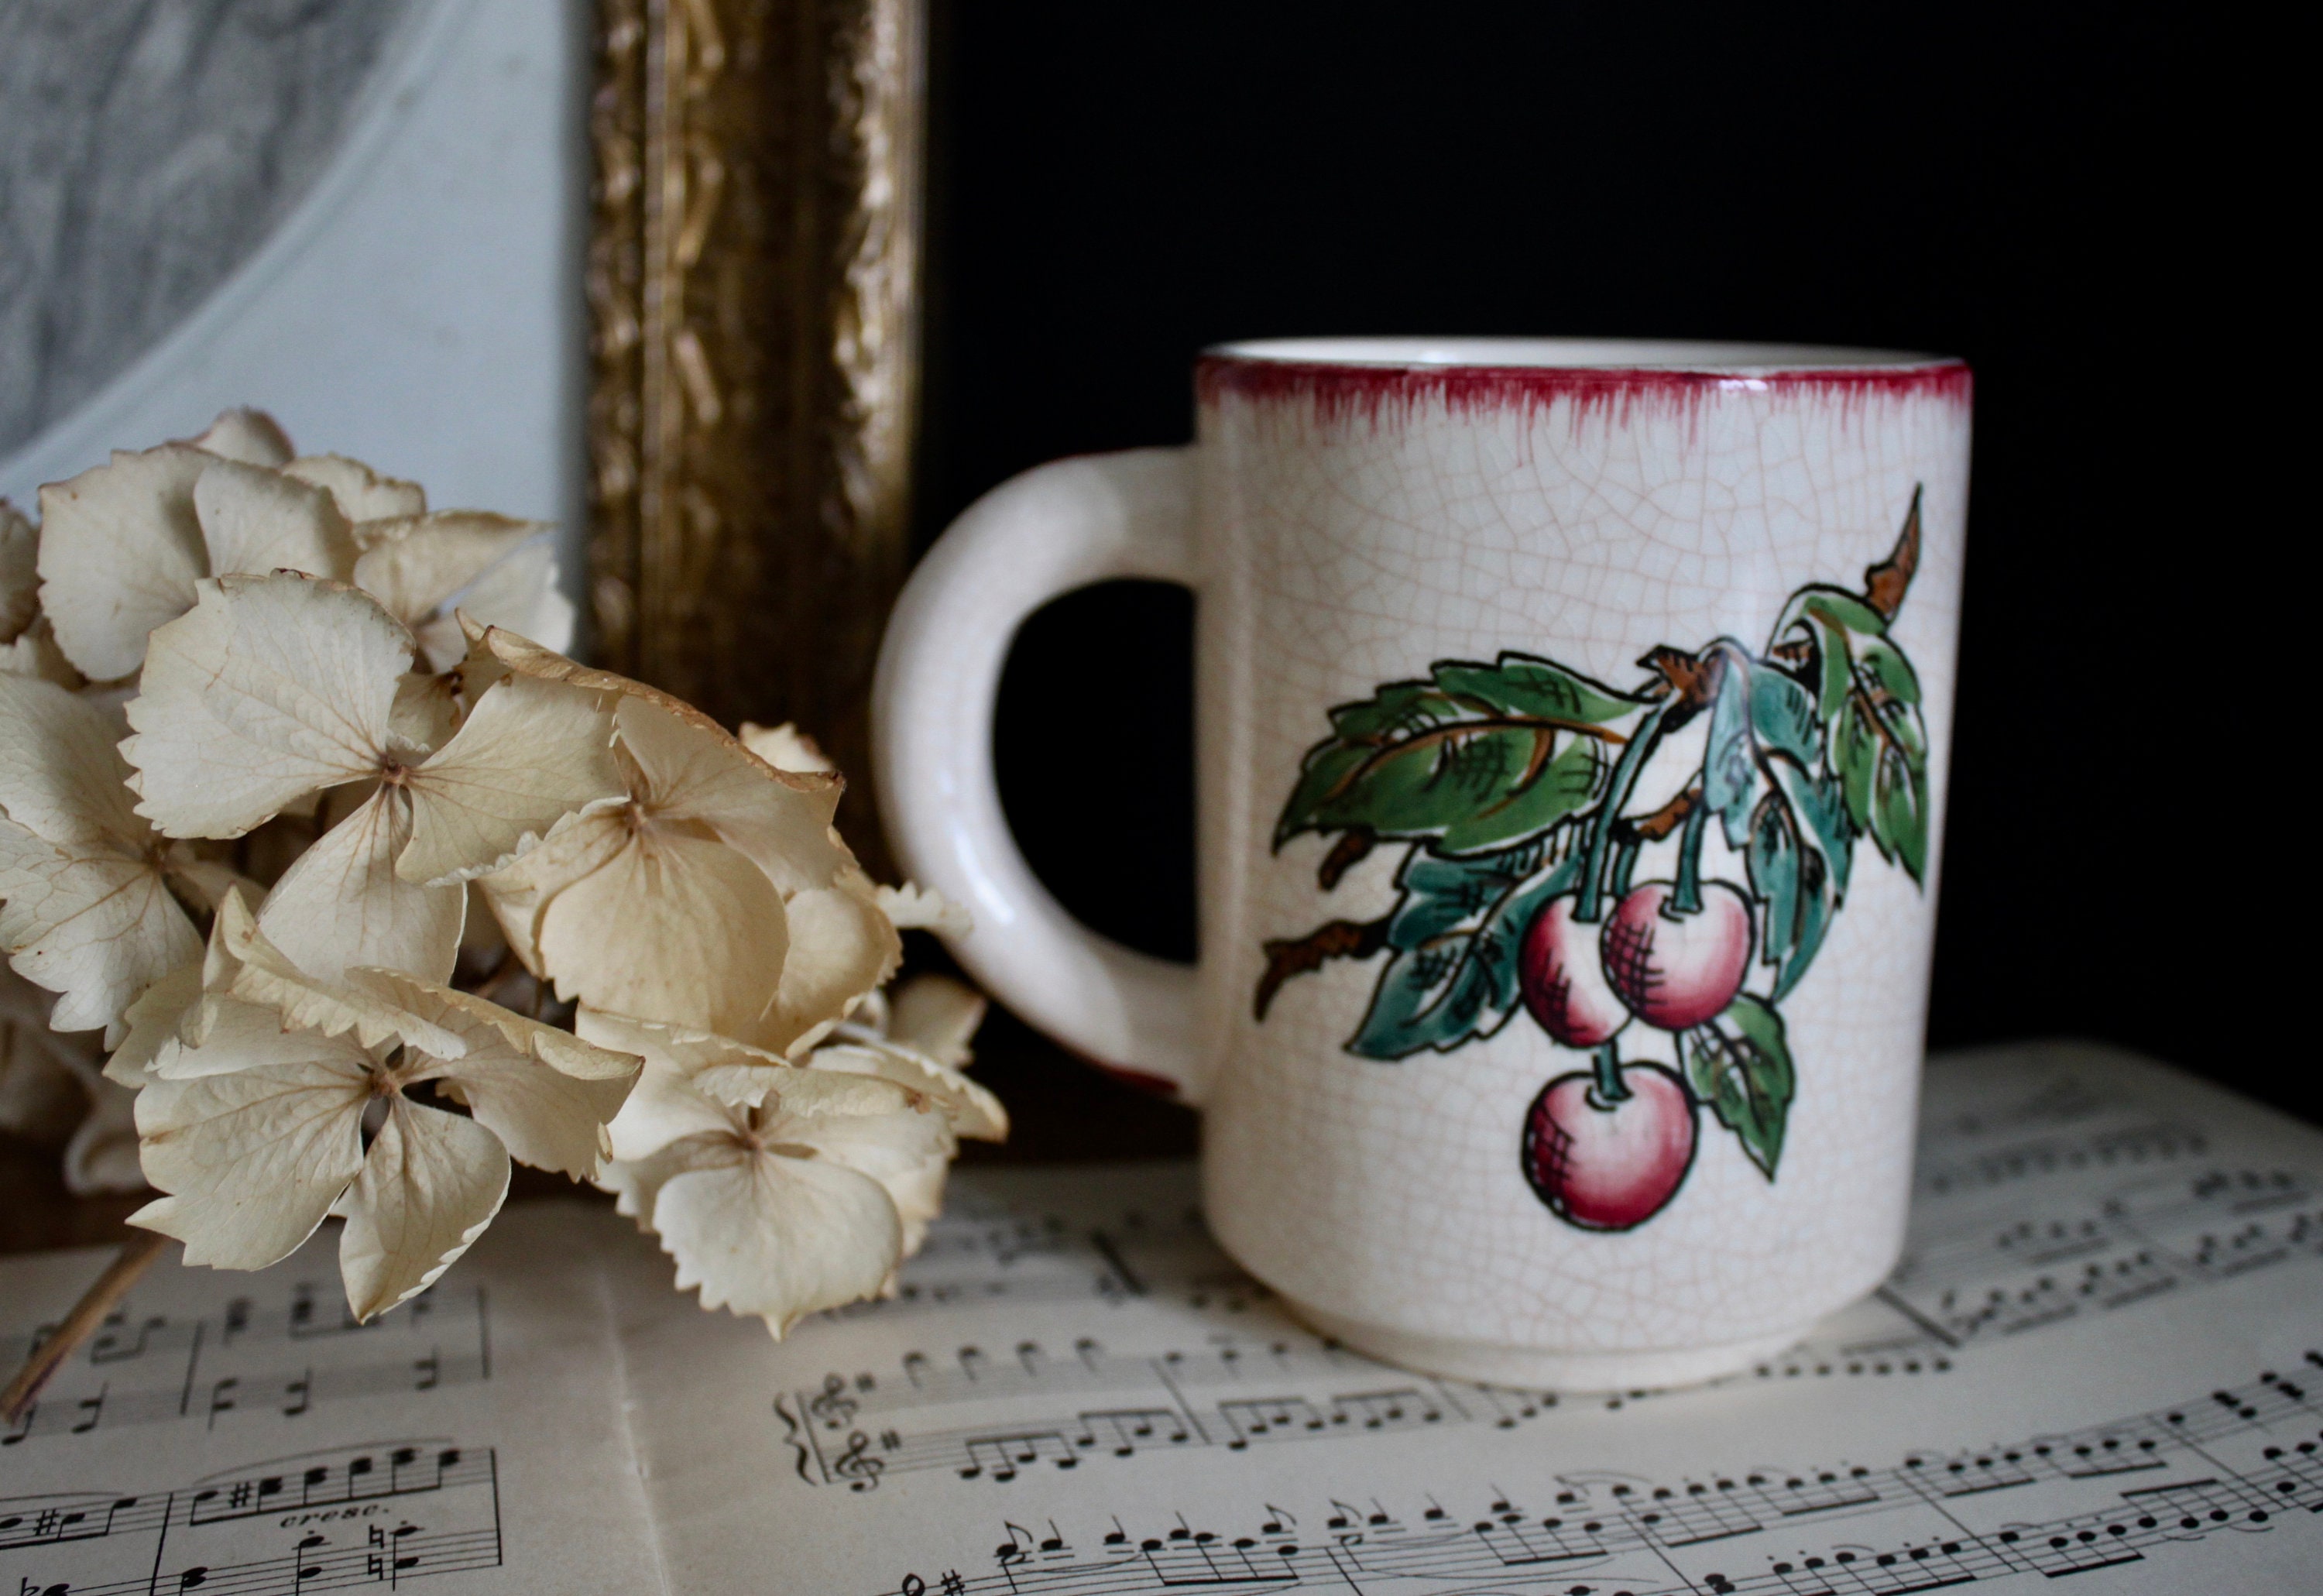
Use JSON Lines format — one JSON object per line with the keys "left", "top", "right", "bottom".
{"left": 876, "top": 338, "right": 1970, "bottom": 1385}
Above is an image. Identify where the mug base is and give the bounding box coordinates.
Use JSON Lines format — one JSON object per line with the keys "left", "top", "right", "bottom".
{"left": 1285, "top": 1299, "right": 1807, "bottom": 1392}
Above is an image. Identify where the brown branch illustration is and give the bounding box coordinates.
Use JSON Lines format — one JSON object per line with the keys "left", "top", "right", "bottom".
{"left": 1863, "top": 484, "right": 1923, "bottom": 621}
{"left": 1317, "top": 827, "right": 1376, "bottom": 891}
{"left": 1254, "top": 917, "right": 1389, "bottom": 1020}
{"left": 1614, "top": 784, "right": 1703, "bottom": 844}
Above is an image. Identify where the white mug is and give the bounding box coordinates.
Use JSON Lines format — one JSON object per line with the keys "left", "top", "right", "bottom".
{"left": 874, "top": 338, "right": 1970, "bottom": 1388}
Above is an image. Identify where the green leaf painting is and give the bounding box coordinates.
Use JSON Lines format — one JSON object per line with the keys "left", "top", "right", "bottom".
{"left": 1255, "top": 489, "right": 1936, "bottom": 1234}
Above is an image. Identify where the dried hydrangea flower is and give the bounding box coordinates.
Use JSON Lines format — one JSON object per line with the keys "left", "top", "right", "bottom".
{"left": 578, "top": 1007, "right": 948, "bottom": 1334}
{"left": 0, "top": 674, "right": 221, "bottom": 1041}
{"left": 34, "top": 407, "right": 564, "bottom": 685}
{"left": 122, "top": 574, "right": 621, "bottom": 987}
{"left": 130, "top": 908, "right": 639, "bottom": 1320}
{"left": 471, "top": 628, "right": 898, "bottom": 1055}
{"left": 36, "top": 441, "right": 359, "bottom": 682}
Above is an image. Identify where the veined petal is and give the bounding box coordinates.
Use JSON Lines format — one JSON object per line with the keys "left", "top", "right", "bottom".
{"left": 257, "top": 788, "right": 463, "bottom": 985}
{"left": 1, "top": 617, "right": 84, "bottom": 688}
{"left": 647, "top": 1149, "right": 902, "bottom": 1336}
{"left": 0, "top": 671, "right": 146, "bottom": 849}
{"left": 130, "top": 1052, "right": 369, "bottom": 1268}
{"left": 353, "top": 511, "right": 547, "bottom": 645}
{"left": 762, "top": 1084, "right": 950, "bottom": 1184}
{"left": 536, "top": 829, "right": 788, "bottom": 1038}
{"left": 188, "top": 408, "right": 293, "bottom": 467}
{"left": 388, "top": 671, "right": 461, "bottom": 758}
{"left": 0, "top": 814, "right": 199, "bottom": 1044}
{"left": 616, "top": 695, "right": 851, "bottom": 894}
{"left": 812, "top": 1038, "right": 1006, "bottom": 1142}
{"left": 35, "top": 444, "right": 209, "bottom": 681}
{"left": 194, "top": 459, "right": 358, "bottom": 582}
{"left": 338, "top": 1098, "right": 509, "bottom": 1320}
{"left": 433, "top": 539, "right": 573, "bottom": 663}
{"left": 361, "top": 970, "right": 638, "bottom": 1179}
{"left": 124, "top": 575, "right": 409, "bottom": 838}
{"left": 761, "top": 874, "right": 899, "bottom": 1055}
{"left": 287, "top": 455, "right": 425, "bottom": 522}
{"left": 103, "top": 962, "right": 203, "bottom": 1086}
{"left": 153, "top": 987, "right": 359, "bottom": 1079}
{"left": 471, "top": 808, "right": 625, "bottom": 976}
{"left": 575, "top": 1010, "right": 750, "bottom": 1161}
{"left": 202, "top": 888, "right": 465, "bottom": 1059}
{"left": 400, "top": 672, "right": 620, "bottom": 887}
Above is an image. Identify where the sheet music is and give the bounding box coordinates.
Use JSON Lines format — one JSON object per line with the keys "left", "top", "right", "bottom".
{"left": 0, "top": 1206, "right": 663, "bottom": 1595}
{"left": 602, "top": 1042, "right": 2323, "bottom": 1594}
{"left": 5, "top": 1041, "right": 2318, "bottom": 1594}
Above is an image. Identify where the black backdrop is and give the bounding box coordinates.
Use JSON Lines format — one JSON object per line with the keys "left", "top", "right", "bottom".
{"left": 909, "top": 5, "right": 2297, "bottom": 1130}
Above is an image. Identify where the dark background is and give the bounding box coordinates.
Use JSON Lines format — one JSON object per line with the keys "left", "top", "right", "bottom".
{"left": 911, "top": 5, "right": 2294, "bottom": 1145}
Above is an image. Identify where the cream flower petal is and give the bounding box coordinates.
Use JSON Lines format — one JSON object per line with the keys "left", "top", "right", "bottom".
{"left": 442, "top": 541, "right": 574, "bottom": 656}
{"left": 638, "top": 1141, "right": 903, "bottom": 1336}
{"left": 736, "top": 722, "right": 833, "bottom": 773}
{"left": 761, "top": 1083, "right": 950, "bottom": 1185}
{"left": 537, "top": 825, "right": 790, "bottom": 1038}
{"left": 398, "top": 672, "right": 621, "bottom": 887}
{"left": 877, "top": 1153, "right": 951, "bottom": 1258}
{"left": 102, "top": 961, "right": 202, "bottom": 1086}
{"left": 1, "top": 498, "right": 37, "bottom": 643}
{"left": 471, "top": 808, "right": 621, "bottom": 976}
{"left": 0, "top": 678, "right": 201, "bottom": 1043}
{"left": 199, "top": 888, "right": 465, "bottom": 1059}
{"left": 256, "top": 788, "right": 463, "bottom": 985}
{"left": 885, "top": 973, "right": 987, "bottom": 1066}
{"left": 388, "top": 671, "right": 461, "bottom": 758}
{"left": 338, "top": 1098, "right": 510, "bottom": 1320}
{"left": 152, "top": 987, "right": 329, "bottom": 1079}
{"left": 574, "top": 1009, "right": 750, "bottom": 1160}
{"left": 286, "top": 455, "right": 425, "bottom": 522}
{"left": 0, "top": 670, "right": 146, "bottom": 846}
{"left": 1, "top": 617, "right": 84, "bottom": 688}
{"left": 875, "top": 880, "right": 973, "bottom": 938}
{"left": 129, "top": 1049, "right": 370, "bottom": 1269}
{"left": 124, "top": 575, "right": 407, "bottom": 838}
{"left": 767, "top": 875, "right": 898, "bottom": 1052}
{"left": 812, "top": 1038, "right": 1007, "bottom": 1142}
{"left": 614, "top": 696, "right": 849, "bottom": 894}
{"left": 194, "top": 459, "right": 358, "bottom": 582}
{"left": 359, "top": 970, "right": 637, "bottom": 1179}
{"left": 187, "top": 408, "right": 293, "bottom": 467}
{"left": 353, "top": 512, "right": 544, "bottom": 637}
{"left": 35, "top": 444, "right": 210, "bottom": 681}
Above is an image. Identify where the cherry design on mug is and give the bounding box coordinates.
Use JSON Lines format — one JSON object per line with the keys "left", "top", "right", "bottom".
{"left": 1254, "top": 489, "right": 1936, "bottom": 1231}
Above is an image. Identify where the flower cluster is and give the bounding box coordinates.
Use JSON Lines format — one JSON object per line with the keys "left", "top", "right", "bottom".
{"left": 1, "top": 410, "right": 1000, "bottom": 1331}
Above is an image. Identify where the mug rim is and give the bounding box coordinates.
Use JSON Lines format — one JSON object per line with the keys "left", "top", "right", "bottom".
{"left": 1200, "top": 335, "right": 1962, "bottom": 375}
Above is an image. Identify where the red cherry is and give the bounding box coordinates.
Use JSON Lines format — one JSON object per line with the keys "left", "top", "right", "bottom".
{"left": 1521, "top": 1063, "right": 1697, "bottom": 1230}
{"left": 1518, "top": 894, "right": 1629, "bottom": 1047}
{"left": 1600, "top": 880, "right": 1755, "bottom": 1031}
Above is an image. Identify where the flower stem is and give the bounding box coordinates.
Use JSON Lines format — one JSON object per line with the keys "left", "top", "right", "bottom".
{"left": 1, "top": 1228, "right": 169, "bottom": 1425}
{"left": 1670, "top": 799, "right": 1711, "bottom": 915}
{"left": 1590, "top": 1041, "right": 1629, "bottom": 1104}
{"left": 1575, "top": 703, "right": 1667, "bottom": 923}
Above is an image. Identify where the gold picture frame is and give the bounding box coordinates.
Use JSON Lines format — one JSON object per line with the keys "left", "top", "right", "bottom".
{"left": 585, "top": 0, "right": 924, "bottom": 868}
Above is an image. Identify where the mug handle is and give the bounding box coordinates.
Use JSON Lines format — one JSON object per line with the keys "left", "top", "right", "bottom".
{"left": 872, "top": 446, "right": 1207, "bottom": 1103}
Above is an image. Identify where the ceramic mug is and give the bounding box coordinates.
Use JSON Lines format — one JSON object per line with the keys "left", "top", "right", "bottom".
{"left": 874, "top": 338, "right": 1970, "bottom": 1388}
